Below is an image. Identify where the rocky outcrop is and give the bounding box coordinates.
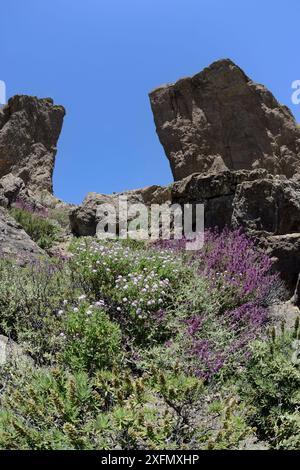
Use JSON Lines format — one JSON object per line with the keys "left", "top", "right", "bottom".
{"left": 70, "top": 185, "right": 171, "bottom": 236}
{"left": 171, "top": 168, "right": 271, "bottom": 229}
{"left": 0, "top": 206, "right": 45, "bottom": 264}
{"left": 149, "top": 59, "right": 300, "bottom": 181}
{"left": 69, "top": 169, "right": 273, "bottom": 236}
{"left": 232, "top": 175, "right": 300, "bottom": 235}
{"left": 0, "top": 173, "right": 25, "bottom": 207}
{"left": 0, "top": 95, "right": 65, "bottom": 193}
{"left": 261, "top": 234, "right": 300, "bottom": 290}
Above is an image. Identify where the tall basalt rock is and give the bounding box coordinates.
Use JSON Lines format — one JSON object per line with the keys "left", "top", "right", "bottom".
{"left": 149, "top": 59, "right": 300, "bottom": 180}
{"left": 0, "top": 95, "right": 65, "bottom": 193}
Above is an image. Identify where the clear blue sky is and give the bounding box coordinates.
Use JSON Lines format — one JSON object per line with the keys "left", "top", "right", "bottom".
{"left": 1, "top": 0, "right": 300, "bottom": 204}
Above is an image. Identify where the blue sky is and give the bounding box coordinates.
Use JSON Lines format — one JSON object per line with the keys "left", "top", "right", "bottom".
{"left": 1, "top": 0, "right": 300, "bottom": 204}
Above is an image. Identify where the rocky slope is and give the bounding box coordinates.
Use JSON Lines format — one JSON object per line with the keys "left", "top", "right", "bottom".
{"left": 0, "top": 206, "right": 44, "bottom": 264}
{"left": 69, "top": 59, "right": 300, "bottom": 292}
{"left": 1, "top": 59, "right": 300, "bottom": 292}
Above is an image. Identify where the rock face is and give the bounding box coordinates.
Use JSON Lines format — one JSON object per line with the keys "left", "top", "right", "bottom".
{"left": 171, "top": 168, "right": 271, "bottom": 229}
{"left": 232, "top": 176, "right": 300, "bottom": 234}
{"left": 149, "top": 59, "right": 300, "bottom": 181}
{"left": 70, "top": 185, "right": 171, "bottom": 236}
{"left": 0, "top": 206, "right": 44, "bottom": 264}
{"left": 0, "top": 95, "right": 65, "bottom": 193}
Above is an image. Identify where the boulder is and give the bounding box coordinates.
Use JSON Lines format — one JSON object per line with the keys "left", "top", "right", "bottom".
{"left": 0, "top": 206, "right": 45, "bottom": 264}
{"left": 149, "top": 59, "right": 300, "bottom": 181}
{"left": 0, "top": 335, "right": 32, "bottom": 366}
{"left": 70, "top": 185, "right": 171, "bottom": 236}
{"left": 261, "top": 233, "right": 300, "bottom": 290}
{"left": 0, "top": 173, "right": 26, "bottom": 208}
{"left": 0, "top": 95, "right": 65, "bottom": 193}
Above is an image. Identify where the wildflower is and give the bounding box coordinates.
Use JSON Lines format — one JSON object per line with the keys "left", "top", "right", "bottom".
{"left": 78, "top": 294, "right": 86, "bottom": 301}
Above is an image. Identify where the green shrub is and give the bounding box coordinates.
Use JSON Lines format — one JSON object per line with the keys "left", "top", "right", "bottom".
{"left": 0, "top": 259, "right": 79, "bottom": 363}
{"left": 10, "top": 207, "right": 60, "bottom": 249}
{"left": 60, "top": 302, "right": 122, "bottom": 373}
{"left": 0, "top": 233, "right": 289, "bottom": 450}
{"left": 0, "top": 367, "right": 110, "bottom": 450}
{"left": 240, "top": 320, "right": 300, "bottom": 449}
{"left": 0, "top": 365, "right": 204, "bottom": 450}
{"left": 69, "top": 238, "right": 192, "bottom": 346}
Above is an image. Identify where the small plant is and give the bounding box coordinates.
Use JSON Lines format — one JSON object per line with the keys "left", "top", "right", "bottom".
{"left": 10, "top": 207, "right": 60, "bottom": 249}
{"left": 60, "top": 301, "right": 122, "bottom": 373}
{"left": 240, "top": 320, "right": 300, "bottom": 449}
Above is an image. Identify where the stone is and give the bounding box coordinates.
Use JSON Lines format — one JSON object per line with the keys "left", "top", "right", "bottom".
{"left": 70, "top": 170, "right": 273, "bottom": 236}
{"left": 293, "top": 274, "right": 300, "bottom": 307}
{"left": 0, "top": 173, "right": 25, "bottom": 207}
{"left": 0, "top": 334, "right": 33, "bottom": 366}
{"left": 70, "top": 185, "right": 171, "bottom": 236}
{"left": 149, "top": 59, "right": 300, "bottom": 181}
{"left": 261, "top": 233, "right": 300, "bottom": 291}
{"left": 232, "top": 176, "right": 300, "bottom": 235}
{"left": 0, "top": 95, "right": 65, "bottom": 193}
{"left": 0, "top": 206, "right": 45, "bottom": 265}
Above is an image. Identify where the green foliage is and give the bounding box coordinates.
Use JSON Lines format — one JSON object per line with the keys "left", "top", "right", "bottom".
{"left": 61, "top": 302, "right": 122, "bottom": 373}
{"left": 240, "top": 321, "right": 300, "bottom": 449}
{"left": 0, "top": 234, "right": 291, "bottom": 449}
{"left": 69, "top": 238, "right": 191, "bottom": 345}
{"left": 0, "top": 259, "right": 78, "bottom": 363}
{"left": 0, "top": 367, "right": 110, "bottom": 449}
{"left": 10, "top": 207, "right": 60, "bottom": 249}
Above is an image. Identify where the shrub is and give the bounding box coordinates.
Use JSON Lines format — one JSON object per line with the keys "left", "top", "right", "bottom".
{"left": 240, "top": 320, "right": 300, "bottom": 449}
{"left": 155, "top": 228, "right": 283, "bottom": 310}
{"left": 10, "top": 207, "right": 60, "bottom": 249}
{"left": 0, "top": 364, "right": 205, "bottom": 450}
{"left": 0, "top": 259, "right": 79, "bottom": 363}
{"left": 60, "top": 301, "right": 122, "bottom": 373}
{"left": 0, "top": 367, "right": 110, "bottom": 450}
{"left": 69, "top": 238, "right": 191, "bottom": 345}
{"left": 0, "top": 230, "right": 291, "bottom": 450}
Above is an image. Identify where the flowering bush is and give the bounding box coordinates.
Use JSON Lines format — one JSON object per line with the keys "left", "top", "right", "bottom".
{"left": 155, "top": 228, "right": 281, "bottom": 310}
{"left": 153, "top": 228, "right": 281, "bottom": 379}
{"left": 60, "top": 301, "right": 122, "bottom": 373}
{"left": 69, "top": 238, "right": 190, "bottom": 344}
{"left": 0, "top": 230, "right": 291, "bottom": 449}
